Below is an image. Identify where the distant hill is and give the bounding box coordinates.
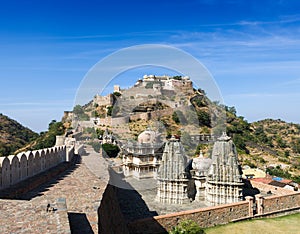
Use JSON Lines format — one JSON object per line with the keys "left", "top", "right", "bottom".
{"left": 15, "top": 120, "right": 66, "bottom": 154}
{"left": 0, "top": 113, "right": 38, "bottom": 156}
{"left": 225, "top": 109, "right": 300, "bottom": 182}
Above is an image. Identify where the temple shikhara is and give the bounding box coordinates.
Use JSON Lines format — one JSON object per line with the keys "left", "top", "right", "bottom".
{"left": 156, "top": 136, "right": 189, "bottom": 204}
{"left": 205, "top": 132, "right": 244, "bottom": 205}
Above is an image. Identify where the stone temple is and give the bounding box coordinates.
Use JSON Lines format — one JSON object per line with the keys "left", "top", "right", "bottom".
{"left": 122, "top": 128, "right": 164, "bottom": 179}
{"left": 154, "top": 132, "right": 244, "bottom": 205}
{"left": 121, "top": 130, "right": 244, "bottom": 206}
{"left": 205, "top": 132, "right": 244, "bottom": 205}
{"left": 156, "top": 136, "right": 189, "bottom": 204}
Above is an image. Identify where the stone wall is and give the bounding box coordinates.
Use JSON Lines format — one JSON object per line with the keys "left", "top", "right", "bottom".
{"left": 98, "top": 184, "right": 130, "bottom": 234}
{"left": 94, "top": 94, "right": 114, "bottom": 107}
{"left": 128, "top": 201, "right": 250, "bottom": 234}
{"left": 0, "top": 146, "right": 72, "bottom": 190}
{"left": 127, "top": 192, "right": 300, "bottom": 234}
{"left": 96, "top": 176, "right": 300, "bottom": 234}
{"left": 129, "top": 108, "right": 174, "bottom": 122}
{"left": 255, "top": 193, "right": 300, "bottom": 216}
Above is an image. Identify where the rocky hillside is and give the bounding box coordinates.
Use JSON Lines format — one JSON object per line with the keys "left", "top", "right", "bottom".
{"left": 68, "top": 76, "right": 300, "bottom": 182}
{"left": 0, "top": 113, "right": 38, "bottom": 156}
{"left": 225, "top": 109, "right": 300, "bottom": 181}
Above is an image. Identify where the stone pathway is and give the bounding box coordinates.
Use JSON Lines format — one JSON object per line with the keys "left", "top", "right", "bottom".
{"left": 0, "top": 146, "right": 109, "bottom": 234}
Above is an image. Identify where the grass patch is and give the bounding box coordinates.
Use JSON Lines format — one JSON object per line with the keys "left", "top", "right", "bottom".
{"left": 204, "top": 213, "right": 300, "bottom": 234}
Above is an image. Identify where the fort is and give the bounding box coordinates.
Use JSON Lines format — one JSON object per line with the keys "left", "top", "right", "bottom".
{"left": 1, "top": 77, "right": 299, "bottom": 233}
{"left": 0, "top": 145, "right": 74, "bottom": 190}
{"left": 0, "top": 133, "right": 299, "bottom": 233}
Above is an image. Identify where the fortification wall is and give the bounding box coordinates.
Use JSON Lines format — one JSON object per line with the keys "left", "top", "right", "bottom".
{"left": 128, "top": 192, "right": 300, "bottom": 233}
{"left": 97, "top": 180, "right": 300, "bottom": 234}
{"left": 0, "top": 146, "right": 72, "bottom": 190}
{"left": 98, "top": 184, "right": 130, "bottom": 234}
{"left": 129, "top": 108, "right": 174, "bottom": 122}
{"left": 94, "top": 94, "right": 114, "bottom": 106}
{"left": 128, "top": 201, "right": 250, "bottom": 234}
{"left": 98, "top": 117, "right": 112, "bottom": 126}
{"left": 255, "top": 193, "right": 300, "bottom": 216}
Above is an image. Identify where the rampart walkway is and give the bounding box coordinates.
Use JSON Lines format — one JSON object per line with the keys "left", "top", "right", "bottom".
{"left": 0, "top": 145, "right": 109, "bottom": 234}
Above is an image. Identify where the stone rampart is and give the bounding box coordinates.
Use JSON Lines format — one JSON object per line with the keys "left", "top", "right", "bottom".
{"left": 98, "top": 184, "right": 130, "bottom": 234}
{"left": 127, "top": 193, "right": 300, "bottom": 233}
{"left": 97, "top": 179, "right": 300, "bottom": 234}
{"left": 0, "top": 145, "right": 72, "bottom": 190}
{"left": 255, "top": 193, "right": 300, "bottom": 216}
{"left": 128, "top": 201, "right": 250, "bottom": 233}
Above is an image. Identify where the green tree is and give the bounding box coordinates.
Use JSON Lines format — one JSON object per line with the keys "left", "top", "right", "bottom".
{"left": 192, "top": 96, "right": 206, "bottom": 108}
{"left": 33, "top": 120, "right": 65, "bottom": 150}
{"left": 197, "top": 110, "right": 211, "bottom": 127}
{"left": 106, "top": 106, "right": 113, "bottom": 116}
{"left": 73, "top": 105, "right": 89, "bottom": 121}
{"left": 169, "top": 220, "right": 204, "bottom": 234}
{"left": 102, "top": 143, "right": 120, "bottom": 158}
{"left": 172, "top": 111, "right": 180, "bottom": 124}
{"left": 113, "top": 91, "right": 121, "bottom": 97}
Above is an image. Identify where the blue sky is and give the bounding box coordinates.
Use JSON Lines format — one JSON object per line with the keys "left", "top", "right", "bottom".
{"left": 0, "top": 0, "right": 300, "bottom": 132}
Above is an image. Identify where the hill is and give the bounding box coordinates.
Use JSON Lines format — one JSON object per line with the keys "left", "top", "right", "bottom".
{"left": 15, "top": 120, "right": 66, "bottom": 154}
{"left": 0, "top": 113, "right": 38, "bottom": 156}
{"left": 68, "top": 75, "right": 300, "bottom": 182}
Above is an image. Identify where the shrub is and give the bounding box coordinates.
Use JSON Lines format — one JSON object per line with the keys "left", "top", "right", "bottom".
{"left": 172, "top": 111, "right": 180, "bottom": 124}
{"left": 197, "top": 110, "right": 211, "bottom": 127}
{"left": 169, "top": 220, "right": 204, "bottom": 234}
{"left": 102, "top": 143, "right": 120, "bottom": 158}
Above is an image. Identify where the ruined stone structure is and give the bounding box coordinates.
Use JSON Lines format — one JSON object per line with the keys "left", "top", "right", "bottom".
{"left": 93, "top": 93, "right": 114, "bottom": 107}
{"left": 205, "top": 132, "right": 244, "bottom": 205}
{"left": 156, "top": 136, "right": 189, "bottom": 204}
{"left": 122, "top": 128, "right": 164, "bottom": 179}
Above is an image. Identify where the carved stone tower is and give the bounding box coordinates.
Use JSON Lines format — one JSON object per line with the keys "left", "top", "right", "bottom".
{"left": 206, "top": 132, "right": 244, "bottom": 205}
{"left": 156, "top": 136, "right": 189, "bottom": 204}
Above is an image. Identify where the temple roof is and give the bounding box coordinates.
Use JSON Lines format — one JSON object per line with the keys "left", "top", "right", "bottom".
{"left": 192, "top": 151, "right": 212, "bottom": 172}
{"left": 137, "top": 128, "right": 160, "bottom": 144}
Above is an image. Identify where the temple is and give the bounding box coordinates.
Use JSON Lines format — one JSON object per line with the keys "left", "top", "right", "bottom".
{"left": 156, "top": 136, "right": 190, "bottom": 204}
{"left": 205, "top": 132, "right": 244, "bottom": 205}
{"left": 122, "top": 129, "right": 244, "bottom": 206}
{"left": 122, "top": 128, "right": 164, "bottom": 179}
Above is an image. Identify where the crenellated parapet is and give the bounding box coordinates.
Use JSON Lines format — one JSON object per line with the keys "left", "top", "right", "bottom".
{"left": 0, "top": 145, "right": 71, "bottom": 190}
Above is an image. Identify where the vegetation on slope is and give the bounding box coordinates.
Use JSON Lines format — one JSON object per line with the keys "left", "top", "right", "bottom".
{"left": 67, "top": 80, "right": 300, "bottom": 180}
{"left": 0, "top": 113, "right": 38, "bottom": 156}
{"left": 15, "top": 120, "right": 66, "bottom": 153}
{"left": 31, "top": 120, "right": 66, "bottom": 150}
{"left": 223, "top": 107, "right": 300, "bottom": 181}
